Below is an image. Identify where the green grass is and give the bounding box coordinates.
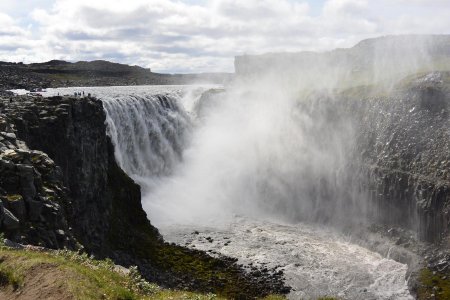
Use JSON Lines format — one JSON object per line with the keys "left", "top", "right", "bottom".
{"left": 0, "top": 262, "right": 23, "bottom": 290}
{"left": 0, "top": 248, "right": 140, "bottom": 299}
{"left": 0, "top": 247, "right": 289, "bottom": 300}
{"left": 0, "top": 247, "right": 225, "bottom": 300}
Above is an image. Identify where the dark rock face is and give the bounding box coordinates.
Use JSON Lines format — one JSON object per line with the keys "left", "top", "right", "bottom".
{"left": 1, "top": 95, "right": 158, "bottom": 255}
{"left": 0, "top": 108, "right": 77, "bottom": 249}
{"left": 275, "top": 72, "right": 449, "bottom": 246}
{"left": 344, "top": 73, "right": 450, "bottom": 244}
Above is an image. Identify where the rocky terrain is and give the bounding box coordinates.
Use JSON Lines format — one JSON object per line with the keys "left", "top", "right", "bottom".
{"left": 353, "top": 73, "right": 450, "bottom": 244}
{"left": 0, "top": 103, "right": 78, "bottom": 250}
{"left": 0, "top": 60, "right": 232, "bottom": 91}
{"left": 0, "top": 94, "right": 289, "bottom": 298}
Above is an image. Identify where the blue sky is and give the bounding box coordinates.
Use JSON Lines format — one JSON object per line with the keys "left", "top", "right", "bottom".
{"left": 0, "top": 0, "right": 449, "bottom": 73}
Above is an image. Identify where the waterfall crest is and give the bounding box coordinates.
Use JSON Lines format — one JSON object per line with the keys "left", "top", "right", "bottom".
{"left": 102, "top": 93, "right": 192, "bottom": 185}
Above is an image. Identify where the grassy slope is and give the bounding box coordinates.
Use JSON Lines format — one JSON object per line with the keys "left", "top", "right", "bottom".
{"left": 0, "top": 247, "right": 288, "bottom": 300}
{"left": 0, "top": 248, "right": 219, "bottom": 300}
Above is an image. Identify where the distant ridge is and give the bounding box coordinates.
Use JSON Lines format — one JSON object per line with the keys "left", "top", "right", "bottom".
{"left": 0, "top": 59, "right": 232, "bottom": 90}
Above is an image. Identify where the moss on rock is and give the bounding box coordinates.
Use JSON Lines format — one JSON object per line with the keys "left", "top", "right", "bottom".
{"left": 417, "top": 268, "right": 450, "bottom": 300}
{"left": 5, "top": 194, "right": 22, "bottom": 202}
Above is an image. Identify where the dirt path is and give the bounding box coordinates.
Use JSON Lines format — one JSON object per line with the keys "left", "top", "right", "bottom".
{"left": 0, "top": 262, "right": 73, "bottom": 300}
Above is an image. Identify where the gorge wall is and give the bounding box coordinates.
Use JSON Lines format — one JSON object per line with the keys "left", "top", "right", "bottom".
{"left": 0, "top": 105, "right": 77, "bottom": 249}
{"left": 350, "top": 76, "right": 450, "bottom": 244}
{"left": 273, "top": 73, "right": 450, "bottom": 245}
{"left": 0, "top": 95, "right": 157, "bottom": 255}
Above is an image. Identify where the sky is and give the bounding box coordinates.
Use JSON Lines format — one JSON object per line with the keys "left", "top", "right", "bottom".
{"left": 0, "top": 0, "right": 449, "bottom": 73}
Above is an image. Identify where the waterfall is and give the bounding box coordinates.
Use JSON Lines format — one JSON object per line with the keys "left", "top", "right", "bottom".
{"left": 102, "top": 93, "right": 192, "bottom": 185}
{"left": 134, "top": 85, "right": 366, "bottom": 226}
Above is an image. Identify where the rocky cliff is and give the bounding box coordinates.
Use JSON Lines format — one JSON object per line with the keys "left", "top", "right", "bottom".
{"left": 344, "top": 73, "right": 450, "bottom": 245}
{"left": 0, "top": 101, "right": 77, "bottom": 249}
{"left": 361, "top": 77, "right": 449, "bottom": 243}
{"left": 0, "top": 95, "right": 152, "bottom": 255}
{"left": 344, "top": 72, "right": 450, "bottom": 299}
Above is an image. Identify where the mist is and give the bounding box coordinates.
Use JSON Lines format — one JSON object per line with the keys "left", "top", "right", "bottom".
{"left": 135, "top": 35, "right": 449, "bottom": 230}
{"left": 92, "top": 35, "right": 450, "bottom": 237}
{"left": 141, "top": 84, "right": 346, "bottom": 226}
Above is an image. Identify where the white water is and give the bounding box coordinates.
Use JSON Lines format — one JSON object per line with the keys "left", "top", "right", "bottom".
{"left": 38, "top": 85, "right": 413, "bottom": 299}
{"left": 162, "top": 218, "right": 412, "bottom": 300}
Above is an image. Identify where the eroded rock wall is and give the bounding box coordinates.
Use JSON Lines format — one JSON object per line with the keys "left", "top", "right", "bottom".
{"left": 345, "top": 73, "right": 450, "bottom": 243}
{"left": 0, "top": 95, "right": 160, "bottom": 255}
{"left": 278, "top": 72, "right": 449, "bottom": 244}
{"left": 0, "top": 101, "right": 77, "bottom": 249}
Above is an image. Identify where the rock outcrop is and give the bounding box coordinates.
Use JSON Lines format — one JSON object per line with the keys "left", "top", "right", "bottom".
{"left": 290, "top": 72, "right": 450, "bottom": 244}
{"left": 348, "top": 73, "right": 450, "bottom": 244}
{"left": 0, "top": 104, "right": 77, "bottom": 249}
{"left": 0, "top": 95, "right": 158, "bottom": 255}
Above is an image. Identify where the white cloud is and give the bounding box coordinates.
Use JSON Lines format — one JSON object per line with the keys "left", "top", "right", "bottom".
{"left": 0, "top": 0, "right": 449, "bottom": 72}
{"left": 0, "top": 13, "right": 29, "bottom": 36}
{"left": 323, "top": 0, "right": 368, "bottom": 17}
